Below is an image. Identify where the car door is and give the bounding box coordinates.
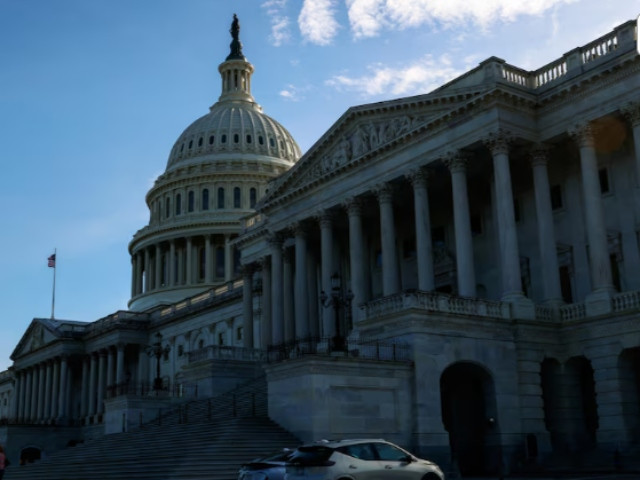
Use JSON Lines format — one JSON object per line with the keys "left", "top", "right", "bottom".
{"left": 336, "top": 443, "right": 384, "bottom": 479}
{"left": 371, "top": 442, "right": 416, "bottom": 480}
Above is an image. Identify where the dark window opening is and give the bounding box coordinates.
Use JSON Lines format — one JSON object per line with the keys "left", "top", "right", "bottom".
{"left": 599, "top": 168, "right": 610, "bottom": 194}
{"left": 215, "top": 247, "right": 225, "bottom": 278}
{"left": 198, "top": 137, "right": 203, "bottom": 147}
{"left": 234, "top": 187, "right": 241, "bottom": 208}
{"left": 246, "top": 134, "right": 252, "bottom": 144}
{"left": 217, "top": 187, "right": 225, "bottom": 209}
{"left": 175, "top": 194, "right": 182, "bottom": 215}
{"left": 250, "top": 187, "right": 257, "bottom": 208}
{"left": 202, "top": 189, "right": 209, "bottom": 210}
{"left": 221, "top": 134, "right": 227, "bottom": 143}
{"left": 269, "top": 137, "right": 275, "bottom": 147}
{"left": 258, "top": 136, "right": 264, "bottom": 145}
{"left": 188, "top": 140, "right": 193, "bottom": 149}
{"left": 180, "top": 143, "right": 184, "bottom": 152}
{"left": 188, "top": 191, "right": 194, "bottom": 212}
{"left": 199, "top": 248, "right": 206, "bottom": 280}
{"left": 237, "top": 326, "right": 243, "bottom": 341}
{"left": 550, "top": 185, "right": 563, "bottom": 210}
{"left": 209, "top": 135, "right": 214, "bottom": 145}
{"left": 165, "top": 198, "right": 171, "bottom": 218}
{"left": 559, "top": 266, "right": 573, "bottom": 303}
{"left": 610, "top": 254, "right": 621, "bottom": 291}
{"left": 234, "top": 134, "right": 239, "bottom": 143}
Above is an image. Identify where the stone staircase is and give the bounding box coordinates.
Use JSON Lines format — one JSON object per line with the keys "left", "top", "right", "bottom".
{"left": 4, "top": 377, "right": 301, "bottom": 480}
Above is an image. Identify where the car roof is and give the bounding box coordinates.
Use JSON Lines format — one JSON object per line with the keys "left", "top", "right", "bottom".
{"left": 308, "top": 438, "right": 389, "bottom": 448}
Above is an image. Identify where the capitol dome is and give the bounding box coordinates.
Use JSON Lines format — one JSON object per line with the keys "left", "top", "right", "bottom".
{"left": 128, "top": 14, "right": 300, "bottom": 312}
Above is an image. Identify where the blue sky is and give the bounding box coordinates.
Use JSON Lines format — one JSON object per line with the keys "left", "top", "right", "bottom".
{"left": 1, "top": 0, "right": 639, "bottom": 371}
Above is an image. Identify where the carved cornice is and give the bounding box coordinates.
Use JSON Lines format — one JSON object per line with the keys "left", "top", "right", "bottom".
{"left": 621, "top": 101, "right": 640, "bottom": 126}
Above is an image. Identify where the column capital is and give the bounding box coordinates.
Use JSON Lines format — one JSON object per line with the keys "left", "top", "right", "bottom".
{"left": 622, "top": 101, "right": 640, "bottom": 126}
{"left": 483, "top": 128, "right": 514, "bottom": 156}
{"left": 258, "top": 255, "right": 271, "bottom": 270}
{"left": 343, "top": 196, "right": 363, "bottom": 216}
{"left": 406, "top": 167, "right": 428, "bottom": 189}
{"left": 373, "top": 182, "right": 394, "bottom": 204}
{"left": 267, "top": 230, "right": 284, "bottom": 248}
{"left": 290, "top": 221, "right": 309, "bottom": 237}
{"left": 528, "top": 143, "right": 552, "bottom": 167}
{"left": 568, "top": 122, "right": 598, "bottom": 148}
{"left": 443, "top": 150, "right": 470, "bottom": 173}
{"left": 314, "top": 209, "right": 334, "bottom": 228}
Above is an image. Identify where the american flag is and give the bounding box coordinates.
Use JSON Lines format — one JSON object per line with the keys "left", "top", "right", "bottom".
{"left": 48, "top": 253, "right": 56, "bottom": 268}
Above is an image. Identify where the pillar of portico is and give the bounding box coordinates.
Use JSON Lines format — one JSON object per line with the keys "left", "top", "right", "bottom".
{"left": 345, "top": 197, "right": 366, "bottom": 323}
{"left": 107, "top": 347, "right": 115, "bottom": 390}
{"left": 294, "top": 223, "right": 310, "bottom": 339}
{"left": 485, "top": 131, "right": 526, "bottom": 300}
{"left": 116, "top": 343, "right": 125, "bottom": 385}
{"left": 131, "top": 255, "right": 137, "bottom": 297}
{"left": 260, "top": 257, "right": 272, "bottom": 348}
{"left": 224, "top": 234, "right": 232, "bottom": 282}
{"left": 169, "top": 240, "right": 176, "bottom": 286}
{"left": 407, "top": 169, "right": 435, "bottom": 291}
{"left": 444, "top": 152, "right": 476, "bottom": 297}
{"left": 44, "top": 360, "right": 53, "bottom": 421}
{"left": 96, "top": 351, "right": 106, "bottom": 415}
{"left": 283, "top": 248, "right": 295, "bottom": 342}
{"left": 242, "top": 266, "right": 254, "bottom": 348}
{"left": 37, "top": 363, "right": 45, "bottom": 422}
{"left": 186, "top": 237, "right": 193, "bottom": 285}
{"left": 22, "top": 369, "right": 32, "bottom": 422}
{"left": 50, "top": 360, "right": 59, "bottom": 420}
{"left": 318, "top": 211, "right": 335, "bottom": 337}
{"left": 88, "top": 353, "right": 97, "bottom": 417}
{"left": 29, "top": 366, "right": 38, "bottom": 421}
{"left": 622, "top": 102, "right": 640, "bottom": 188}
{"left": 177, "top": 244, "right": 184, "bottom": 284}
{"left": 143, "top": 248, "right": 151, "bottom": 292}
{"left": 307, "top": 250, "right": 319, "bottom": 338}
{"left": 80, "top": 356, "right": 89, "bottom": 418}
{"left": 205, "top": 235, "right": 214, "bottom": 283}
{"left": 135, "top": 251, "right": 143, "bottom": 295}
{"left": 375, "top": 183, "right": 401, "bottom": 296}
{"left": 11, "top": 371, "right": 21, "bottom": 421}
{"left": 57, "top": 355, "right": 68, "bottom": 419}
{"left": 569, "top": 123, "right": 615, "bottom": 311}
{"left": 155, "top": 244, "right": 162, "bottom": 289}
{"left": 530, "top": 146, "right": 563, "bottom": 304}
{"left": 270, "top": 236, "right": 284, "bottom": 345}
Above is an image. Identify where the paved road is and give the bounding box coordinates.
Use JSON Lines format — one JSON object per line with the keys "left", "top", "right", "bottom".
{"left": 466, "top": 475, "right": 640, "bottom": 480}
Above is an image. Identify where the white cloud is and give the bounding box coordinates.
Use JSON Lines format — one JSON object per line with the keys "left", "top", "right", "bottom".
{"left": 279, "top": 84, "right": 310, "bottom": 102}
{"left": 262, "top": 0, "right": 292, "bottom": 46}
{"left": 346, "top": 0, "right": 578, "bottom": 38}
{"left": 325, "top": 54, "right": 465, "bottom": 98}
{"left": 298, "top": 0, "right": 340, "bottom": 45}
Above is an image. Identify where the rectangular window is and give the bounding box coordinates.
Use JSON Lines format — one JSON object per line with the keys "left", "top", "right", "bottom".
{"left": 550, "top": 185, "right": 563, "bottom": 210}
{"left": 559, "top": 266, "right": 573, "bottom": 303}
{"left": 218, "top": 332, "right": 225, "bottom": 345}
{"left": 599, "top": 168, "right": 610, "bottom": 194}
{"left": 237, "top": 326, "right": 243, "bottom": 341}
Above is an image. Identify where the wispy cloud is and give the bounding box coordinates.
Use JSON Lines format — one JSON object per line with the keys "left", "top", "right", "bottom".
{"left": 279, "top": 84, "right": 310, "bottom": 102}
{"left": 298, "top": 0, "right": 340, "bottom": 45}
{"left": 345, "top": 0, "right": 578, "bottom": 39}
{"left": 262, "top": 0, "right": 292, "bottom": 46}
{"left": 325, "top": 54, "right": 465, "bottom": 98}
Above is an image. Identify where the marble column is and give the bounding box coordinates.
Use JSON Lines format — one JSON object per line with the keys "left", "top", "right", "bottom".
{"left": 622, "top": 102, "right": 640, "bottom": 187}
{"left": 205, "top": 235, "right": 214, "bottom": 283}
{"left": 135, "top": 251, "right": 143, "bottom": 295}
{"left": 224, "top": 234, "right": 232, "bottom": 282}
{"left": 30, "top": 366, "right": 38, "bottom": 421}
{"left": 485, "top": 131, "right": 524, "bottom": 300}
{"left": 116, "top": 343, "right": 125, "bottom": 385}
{"left": 270, "top": 236, "right": 284, "bottom": 345}
{"left": 345, "top": 197, "right": 366, "bottom": 323}
{"left": 155, "top": 243, "right": 162, "bottom": 289}
{"left": 97, "top": 351, "right": 106, "bottom": 415}
{"left": 375, "top": 183, "right": 401, "bottom": 296}
{"left": 318, "top": 210, "right": 335, "bottom": 338}
{"left": 294, "top": 223, "right": 309, "bottom": 339}
{"left": 50, "top": 360, "right": 59, "bottom": 420}
{"left": 57, "top": 355, "right": 68, "bottom": 418}
{"left": 283, "top": 248, "right": 294, "bottom": 342}
{"left": 44, "top": 361, "right": 53, "bottom": 421}
{"left": 23, "top": 369, "right": 32, "bottom": 422}
{"left": 169, "top": 240, "right": 176, "bottom": 286}
{"left": 260, "top": 257, "right": 272, "bottom": 348}
{"left": 444, "top": 152, "right": 476, "bottom": 297}
{"left": 37, "top": 363, "right": 45, "bottom": 421}
{"left": 80, "top": 356, "right": 89, "bottom": 418}
{"left": 107, "top": 348, "right": 115, "bottom": 389}
{"left": 88, "top": 353, "right": 97, "bottom": 417}
{"left": 530, "top": 146, "right": 563, "bottom": 304}
{"left": 569, "top": 124, "right": 614, "bottom": 295}
{"left": 131, "top": 255, "right": 137, "bottom": 297}
{"left": 242, "top": 266, "right": 254, "bottom": 348}
{"left": 407, "top": 168, "right": 435, "bottom": 292}
{"left": 11, "top": 371, "right": 21, "bottom": 421}
{"left": 144, "top": 248, "right": 151, "bottom": 292}
{"left": 186, "top": 237, "right": 193, "bottom": 285}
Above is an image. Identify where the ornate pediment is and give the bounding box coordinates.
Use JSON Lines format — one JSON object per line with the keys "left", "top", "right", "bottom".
{"left": 12, "top": 319, "right": 63, "bottom": 359}
{"left": 263, "top": 91, "right": 480, "bottom": 205}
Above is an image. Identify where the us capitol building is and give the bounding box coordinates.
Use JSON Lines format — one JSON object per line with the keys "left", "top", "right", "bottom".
{"left": 1, "top": 15, "right": 640, "bottom": 477}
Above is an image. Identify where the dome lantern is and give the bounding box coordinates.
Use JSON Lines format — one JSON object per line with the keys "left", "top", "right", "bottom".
{"left": 217, "top": 14, "right": 257, "bottom": 107}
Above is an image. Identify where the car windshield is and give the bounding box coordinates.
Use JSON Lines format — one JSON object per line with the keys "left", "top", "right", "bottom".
{"left": 288, "top": 446, "right": 334, "bottom": 465}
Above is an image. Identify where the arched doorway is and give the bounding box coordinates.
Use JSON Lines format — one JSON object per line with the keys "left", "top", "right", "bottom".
{"left": 619, "top": 347, "right": 640, "bottom": 443}
{"left": 440, "top": 362, "right": 498, "bottom": 476}
{"left": 20, "top": 446, "right": 41, "bottom": 465}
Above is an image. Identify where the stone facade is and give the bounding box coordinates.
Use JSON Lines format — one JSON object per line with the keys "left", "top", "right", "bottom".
{"left": 1, "top": 17, "right": 640, "bottom": 477}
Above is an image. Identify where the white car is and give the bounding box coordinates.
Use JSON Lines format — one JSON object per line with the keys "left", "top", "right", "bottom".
{"left": 284, "top": 439, "right": 444, "bottom": 480}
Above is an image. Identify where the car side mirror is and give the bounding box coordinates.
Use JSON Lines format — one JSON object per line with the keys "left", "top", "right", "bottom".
{"left": 403, "top": 455, "right": 413, "bottom": 463}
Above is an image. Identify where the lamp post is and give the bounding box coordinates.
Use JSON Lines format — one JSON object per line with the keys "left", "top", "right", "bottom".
{"left": 146, "top": 332, "right": 171, "bottom": 391}
{"left": 320, "top": 273, "right": 354, "bottom": 351}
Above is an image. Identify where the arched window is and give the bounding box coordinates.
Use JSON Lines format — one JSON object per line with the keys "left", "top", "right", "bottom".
{"left": 258, "top": 136, "right": 264, "bottom": 145}
{"left": 221, "top": 134, "right": 227, "bottom": 143}
{"left": 198, "top": 137, "right": 203, "bottom": 147}
{"left": 269, "top": 137, "right": 275, "bottom": 147}
{"left": 165, "top": 197, "right": 171, "bottom": 218}
{"left": 250, "top": 187, "right": 257, "bottom": 208}
{"left": 175, "top": 193, "right": 182, "bottom": 215}
{"left": 217, "top": 187, "right": 225, "bottom": 209}
{"left": 233, "top": 133, "right": 239, "bottom": 143}
{"left": 180, "top": 143, "right": 184, "bottom": 152}
{"left": 233, "top": 187, "right": 241, "bottom": 208}
{"left": 202, "top": 189, "right": 209, "bottom": 210}
{"left": 188, "top": 140, "right": 193, "bottom": 149}
{"left": 209, "top": 135, "right": 214, "bottom": 145}
{"left": 188, "top": 191, "right": 194, "bottom": 212}
{"left": 246, "top": 134, "right": 252, "bottom": 144}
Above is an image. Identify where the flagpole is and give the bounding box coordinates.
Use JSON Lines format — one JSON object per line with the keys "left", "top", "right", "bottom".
{"left": 51, "top": 248, "right": 56, "bottom": 319}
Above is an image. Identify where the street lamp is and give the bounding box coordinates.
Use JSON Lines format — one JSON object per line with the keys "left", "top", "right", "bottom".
{"left": 146, "top": 332, "right": 171, "bottom": 391}
{"left": 320, "top": 273, "right": 354, "bottom": 351}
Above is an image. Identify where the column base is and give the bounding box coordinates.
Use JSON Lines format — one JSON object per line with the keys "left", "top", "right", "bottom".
{"left": 502, "top": 293, "right": 535, "bottom": 319}
{"left": 585, "top": 288, "right": 614, "bottom": 316}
